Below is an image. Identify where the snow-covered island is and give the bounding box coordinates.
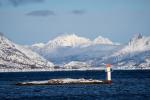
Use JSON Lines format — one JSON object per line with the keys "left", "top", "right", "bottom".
{"left": 16, "top": 78, "right": 107, "bottom": 86}
{"left": 16, "top": 65, "right": 112, "bottom": 85}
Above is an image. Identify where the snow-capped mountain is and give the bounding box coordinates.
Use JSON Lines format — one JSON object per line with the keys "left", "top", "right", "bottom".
{"left": 64, "top": 61, "right": 91, "bottom": 69}
{"left": 29, "top": 34, "right": 118, "bottom": 65}
{"left": 1, "top": 32, "right": 149, "bottom": 71}
{"left": 113, "top": 33, "right": 150, "bottom": 56}
{"left": 30, "top": 34, "right": 116, "bottom": 50}
{"left": 47, "top": 34, "right": 92, "bottom": 48}
{"left": 103, "top": 34, "right": 150, "bottom": 69}
{"left": 32, "top": 43, "right": 45, "bottom": 48}
{"left": 29, "top": 33, "right": 150, "bottom": 70}
{"left": 30, "top": 34, "right": 91, "bottom": 57}
{"left": 0, "top": 33, "right": 54, "bottom": 72}
{"left": 93, "top": 36, "right": 113, "bottom": 45}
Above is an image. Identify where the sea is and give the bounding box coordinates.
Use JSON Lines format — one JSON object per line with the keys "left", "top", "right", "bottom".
{"left": 0, "top": 70, "right": 150, "bottom": 100}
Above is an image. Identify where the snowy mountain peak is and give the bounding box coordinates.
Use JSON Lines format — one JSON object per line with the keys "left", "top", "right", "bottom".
{"left": 47, "top": 33, "right": 92, "bottom": 47}
{"left": 0, "top": 33, "right": 15, "bottom": 48}
{"left": 30, "top": 34, "right": 117, "bottom": 50}
{"left": 112, "top": 34, "right": 150, "bottom": 57}
{"left": 0, "top": 33, "right": 54, "bottom": 71}
{"left": 32, "top": 43, "right": 45, "bottom": 48}
{"left": 128, "top": 34, "right": 150, "bottom": 48}
{"left": 93, "top": 36, "right": 113, "bottom": 45}
{"left": 133, "top": 33, "right": 143, "bottom": 40}
{"left": 64, "top": 61, "right": 91, "bottom": 69}
{"left": 129, "top": 33, "right": 143, "bottom": 44}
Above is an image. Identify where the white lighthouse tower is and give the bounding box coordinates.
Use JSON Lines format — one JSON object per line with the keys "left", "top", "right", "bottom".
{"left": 106, "top": 64, "right": 112, "bottom": 84}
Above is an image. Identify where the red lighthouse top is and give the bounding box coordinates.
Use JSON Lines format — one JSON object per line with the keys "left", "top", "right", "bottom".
{"left": 106, "top": 64, "right": 111, "bottom": 67}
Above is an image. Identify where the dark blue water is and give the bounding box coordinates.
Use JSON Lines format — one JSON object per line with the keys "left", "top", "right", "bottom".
{"left": 0, "top": 70, "right": 150, "bottom": 100}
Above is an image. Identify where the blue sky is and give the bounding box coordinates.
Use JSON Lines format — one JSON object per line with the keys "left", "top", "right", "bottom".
{"left": 0, "top": 0, "right": 150, "bottom": 45}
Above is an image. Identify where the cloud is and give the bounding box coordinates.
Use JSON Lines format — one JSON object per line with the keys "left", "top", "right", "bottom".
{"left": 71, "top": 10, "right": 86, "bottom": 15}
{"left": 5, "top": 0, "right": 45, "bottom": 7}
{"left": 26, "top": 10, "right": 56, "bottom": 17}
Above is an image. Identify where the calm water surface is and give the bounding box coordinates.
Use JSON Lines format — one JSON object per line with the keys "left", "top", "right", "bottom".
{"left": 0, "top": 70, "right": 150, "bottom": 100}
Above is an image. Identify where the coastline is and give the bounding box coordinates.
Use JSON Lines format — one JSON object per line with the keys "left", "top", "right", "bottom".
{"left": 0, "top": 67, "right": 150, "bottom": 73}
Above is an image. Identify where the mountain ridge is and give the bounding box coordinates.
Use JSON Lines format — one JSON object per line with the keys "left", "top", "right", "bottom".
{"left": 31, "top": 33, "right": 117, "bottom": 49}
{"left": 0, "top": 33, "right": 150, "bottom": 71}
{"left": 0, "top": 33, "right": 54, "bottom": 72}
{"left": 29, "top": 33, "right": 150, "bottom": 69}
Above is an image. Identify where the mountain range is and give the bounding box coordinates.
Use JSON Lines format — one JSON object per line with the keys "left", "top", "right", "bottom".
{"left": 29, "top": 33, "right": 150, "bottom": 70}
{"left": 0, "top": 33, "right": 150, "bottom": 71}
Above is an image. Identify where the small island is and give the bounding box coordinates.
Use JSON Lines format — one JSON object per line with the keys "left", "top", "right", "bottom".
{"left": 16, "top": 64, "right": 112, "bottom": 86}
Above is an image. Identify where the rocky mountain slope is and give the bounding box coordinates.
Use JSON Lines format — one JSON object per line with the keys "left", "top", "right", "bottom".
{"left": 103, "top": 34, "right": 150, "bottom": 69}
{"left": 0, "top": 33, "right": 54, "bottom": 72}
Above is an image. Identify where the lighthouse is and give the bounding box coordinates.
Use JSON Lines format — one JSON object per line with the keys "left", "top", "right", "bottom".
{"left": 106, "top": 64, "right": 112, "bottom": 84}
{"left": 16, "top": 64, "right": 114, "bottom": 86}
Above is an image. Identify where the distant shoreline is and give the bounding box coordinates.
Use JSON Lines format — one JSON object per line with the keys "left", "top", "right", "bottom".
{"left": 0, "top": 68, "right": 150, "bottom": 73}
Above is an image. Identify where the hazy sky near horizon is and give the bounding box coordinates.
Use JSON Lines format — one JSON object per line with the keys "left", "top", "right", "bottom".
{"left": 0, "top": 0, "right": 150, "bottom": 45}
